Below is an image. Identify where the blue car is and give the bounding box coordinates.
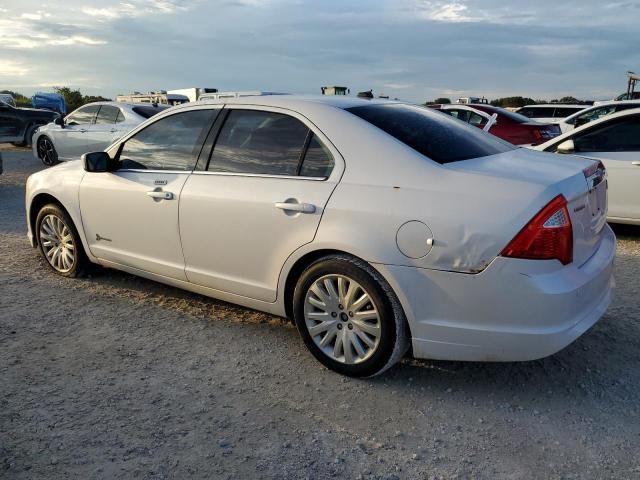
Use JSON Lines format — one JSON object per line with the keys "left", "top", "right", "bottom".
{"left": 31, "top": 92, "right": 66, "bottom": 115}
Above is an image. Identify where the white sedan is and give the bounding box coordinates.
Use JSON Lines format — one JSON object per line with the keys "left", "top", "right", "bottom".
{"left": 534, "top": 108, "right": 640, "bottom": 225}
{"left": 32, "top": 101, "right": 169, "bottom": 166}
{"left": 25, "top": 96, "right": 615, "bottom": 377}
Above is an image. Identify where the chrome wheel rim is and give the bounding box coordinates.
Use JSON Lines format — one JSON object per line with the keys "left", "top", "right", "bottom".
{"left": 39, "top": 214, "right": 75, "bottom": 273}
{"left": 304, "top": 274, "right": 381, "bottom": 364}
{"left": 38, "top": 138, "right": 57, "bottom": 165}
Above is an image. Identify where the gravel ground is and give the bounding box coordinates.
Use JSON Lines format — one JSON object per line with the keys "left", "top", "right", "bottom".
{"left": 1, "top": 147, "right": 640, "bottom": 480}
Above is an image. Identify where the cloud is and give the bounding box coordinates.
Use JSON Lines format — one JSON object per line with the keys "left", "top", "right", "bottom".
{"left": 384, "top": 83, "right": 414, "bottom": 89}
{"left": 0, "top": 60, "right": 29, "bottom": 76}
{"left": 0, "top": 0, "right": 638, "bottom": 102}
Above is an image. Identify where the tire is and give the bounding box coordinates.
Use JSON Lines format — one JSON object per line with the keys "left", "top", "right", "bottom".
{"left": 22, "top": 124, "right": 38, "bottom": 147}
{"left": 37, "top": 136, "right": 59, "bottom": 166}
{"left": 35, "top": 204, "right": 88, "bottom": 278}
{"left": 293, "top": 254, "right": 409, "bottom": 377}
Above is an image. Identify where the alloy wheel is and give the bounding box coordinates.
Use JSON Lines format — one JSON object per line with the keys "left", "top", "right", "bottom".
{"left": 39, "top": 214, "right": 75, "bottom": 273}
{"left": 37, "top": 137, "right": 57, "bottom": 166}
{"left": 304, "top": 274, "right": 381, "bottom": 364}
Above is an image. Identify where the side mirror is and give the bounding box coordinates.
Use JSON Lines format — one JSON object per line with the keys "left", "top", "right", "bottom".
{"left": 556, "top": 139, "right": 575, "bottom": 154}
{"left": 82, "top": 151, "right": 117, "bottom": 172}
{"left": 54, "top": 117, "right": 65, "bottom": 128}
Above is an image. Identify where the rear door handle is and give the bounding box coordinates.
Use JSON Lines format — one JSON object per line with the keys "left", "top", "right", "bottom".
{"left": 274, "top": 201, "right": 315, "bottom": 213}
{"left": 632, "top": 161, "right": 640, "bottom": 166}
{"left": 79, "top": 128, "right": 88, "bottom": 133}
{"left": 147, "top": 191, "right": 174, "bottom": 200}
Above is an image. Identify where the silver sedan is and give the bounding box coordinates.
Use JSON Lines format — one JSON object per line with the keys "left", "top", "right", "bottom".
{"left": 32, "top": 101, "right": 169, "bottom": 166}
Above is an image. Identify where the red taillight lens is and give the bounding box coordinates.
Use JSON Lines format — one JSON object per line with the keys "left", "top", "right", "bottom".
{"left": 501, "top": 195, "right": 573, "bottom": 265}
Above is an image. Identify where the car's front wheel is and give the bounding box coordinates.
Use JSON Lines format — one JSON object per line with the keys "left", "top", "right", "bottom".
{"left": 36, "top": 204, "right": 87, "bottom": 277}
{"left": 37, "top": 136, "right": 58, "bottom": 166}
{"left": 293, "top": 254, "right": 409, "bottom": 377}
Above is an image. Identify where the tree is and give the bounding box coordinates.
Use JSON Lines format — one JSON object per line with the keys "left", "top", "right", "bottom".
{"left": 53, "top": 87, "right": 85, "bottom": 113}
{"left": 0, "top": 89, "right": 32, "bottom": 107}
{"left": 490, "top": 96, "right": 537, "bottom": 108}
{"left": 433, "top": 97, "right": 451, "bottom": 104}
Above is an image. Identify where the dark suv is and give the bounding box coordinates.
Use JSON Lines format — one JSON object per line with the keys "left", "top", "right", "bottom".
{"left": 0, "top": 101, "right": 59, "bottom": 146}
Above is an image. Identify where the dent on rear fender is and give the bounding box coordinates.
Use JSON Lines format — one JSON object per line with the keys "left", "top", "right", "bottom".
{"left": 429, "top": 226, "right": 497, "bottom": 273}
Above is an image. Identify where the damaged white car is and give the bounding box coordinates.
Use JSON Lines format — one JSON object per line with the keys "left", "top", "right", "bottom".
{"left": 25, "top": 96, "right": 615, "bottom": 377}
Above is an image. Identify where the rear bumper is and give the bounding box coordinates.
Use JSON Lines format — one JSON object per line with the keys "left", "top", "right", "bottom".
{"left": 374, "top": 225, "right": 616, "bottom": 362}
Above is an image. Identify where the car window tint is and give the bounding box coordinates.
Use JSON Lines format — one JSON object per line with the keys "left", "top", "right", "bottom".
{"left": 521, "top": 107, "right": 555, "bottom": 118}
{"left": 209, "top": 110, "right": 309, "bottom": 175}
{"left": 300, "top": 134, "right": 334, "bottom": 178}
{"left": 96, "top": 105, "right": 120, "bottom": 124}
{"left": 573, "top": 115, "right": 640, "bottom": 152}
{"left": 554, "top": 107, "right": 583, "bottom": 118}
{"left": 66, "top": 105, "right": 99, "bottom": 125}
{"left": 346, "top": 104, "right": 513, "bottom": 164}
{"left": 118, "top": 110, "right": 215, "bottom": 171}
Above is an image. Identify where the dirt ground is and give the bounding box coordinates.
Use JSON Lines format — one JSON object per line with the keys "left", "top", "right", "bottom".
{"left": 1, "top": 148, "right": 640, "bottom": 480}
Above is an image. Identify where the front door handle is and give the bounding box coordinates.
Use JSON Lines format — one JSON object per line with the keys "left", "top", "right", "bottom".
{"left": 632, "top": 161, "right": 640, "bottom": 166}
{"left": 147, "top": 191, "right": 174, "bottom": 200}
{"left": 79, "top": 128, "right": 88, "bottom": 133}
{"left": 274, "top": 201, "right": 315, "bottom": 213}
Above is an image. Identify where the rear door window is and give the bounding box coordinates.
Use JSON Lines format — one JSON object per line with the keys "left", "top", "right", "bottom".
{"left": 208, "top": 110, "right": 310, "bottom": 176}
{"left": 299, "top": 134, "right": 334, "bottom": 178}
{"left": 346, "top": 103, "right": 513, "bottom": 164}
{"left": 95, "top": 105, "right": 121, "bottom": 124}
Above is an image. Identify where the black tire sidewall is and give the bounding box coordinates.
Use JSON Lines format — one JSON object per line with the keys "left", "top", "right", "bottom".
{"left": 293, "top": 257, "right": 399, "bottom": 377}
{"left": 36, "top": 204, "right": 86, "bottom": 277}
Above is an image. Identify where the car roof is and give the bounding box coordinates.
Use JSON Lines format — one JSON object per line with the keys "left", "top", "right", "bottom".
{"left": 519, "top": 104, "right": 586, "bottom": 109}
{"left": 177, "top": 94, "right": 402, "bottom": 111}
{"left": 534, "top": 107, "right": 640, "bottom": 150}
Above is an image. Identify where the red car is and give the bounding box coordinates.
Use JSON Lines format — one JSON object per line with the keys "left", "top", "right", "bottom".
{"left": 429, "top": 104, "right": 561, "bottom": 145}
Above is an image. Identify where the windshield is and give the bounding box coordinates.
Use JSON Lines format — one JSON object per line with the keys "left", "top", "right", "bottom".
{"left": 346, "top": 103, "right": 514, "bottom": 164}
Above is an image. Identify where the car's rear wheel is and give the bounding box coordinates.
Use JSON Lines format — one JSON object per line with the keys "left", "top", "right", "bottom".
{"left": 293, "top": 254, "right": 409, "bottom": 377}
{"left": 36, "top": 204, "right": 87, "bottom": 277}
{"left": 37, "top": 136, "right": 58, "bottom": 166}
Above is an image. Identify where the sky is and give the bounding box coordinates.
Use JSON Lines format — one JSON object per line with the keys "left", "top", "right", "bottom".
{"left": 1, "top": 0, "right": 640, "bottom": 103}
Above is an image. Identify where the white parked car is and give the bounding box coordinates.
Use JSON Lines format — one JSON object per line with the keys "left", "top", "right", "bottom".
{"left": 534, "top": 108, "right": 640, "bottom": 225}
{"left": 516, "top": 104, "right": 587, "bottom": 124}
{"left": 32, "top": 102, "right": 169, "bottom": 166}
{"left": 558, "top": 100, "right": 640, "bottom": 133}
{"left": 25, "top": 96, "right": 615, "bottom": 377}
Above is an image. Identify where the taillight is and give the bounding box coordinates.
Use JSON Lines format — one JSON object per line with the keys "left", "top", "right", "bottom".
{"left": 501, "top": 195, "right": 573, "bottom": 265}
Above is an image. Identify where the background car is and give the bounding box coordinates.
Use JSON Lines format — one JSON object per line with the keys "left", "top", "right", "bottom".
{"left": 534, "top": 108, "right": 640, "bottom": 225}
{"left": 558, "top": 100, "right": 640, "bottom": 132}
{"left": 0, "top": 100, "right": 58, "bottom": 147}
{"left": 25, "top": 96, "right": 614, "bottom": 377}
{"left": 516, "top": 104, "right": 587, "bottom": 124}
{"left": 0, "top": 94, "right": 17, "bottom": 108}
{"left": 31, "top": 92, "right": 66, "bottom": 114}
{"left": 32, "top": 101, "right": 169, "bottom": 166}
{"left": 430, "top": 103, "right": 561, "bottom": 145}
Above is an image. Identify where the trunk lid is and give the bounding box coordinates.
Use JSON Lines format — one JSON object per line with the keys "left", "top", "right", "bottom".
{"left": 568, "top": 158, "right": 608, "bottom": 266}
{"left": 448, "top": 148, "right": 607, "bottom": 268}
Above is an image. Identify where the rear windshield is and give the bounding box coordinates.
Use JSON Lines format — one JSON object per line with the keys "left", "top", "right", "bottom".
{"left": 346, "top": 104, "right": 514, "bottom": 164}
{"left": 132, "top": 105, "right": 170, "bottom": 119}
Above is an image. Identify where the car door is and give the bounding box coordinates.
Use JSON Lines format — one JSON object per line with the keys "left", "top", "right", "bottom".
{"left": 79, "top": 107, "right": 218, "bottom": 279}
{"left": 179, "top": 106, "right": 343, "bottom": 302}
{"left": 85, "top": 105, "right": 123, "bottom": 153}
{"left": 52, "top": 105, "right": 99, "bottom": 159}
{"left": 569, "top": 113, "right": 640, "bottom": 221}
